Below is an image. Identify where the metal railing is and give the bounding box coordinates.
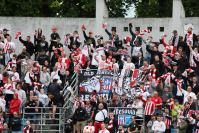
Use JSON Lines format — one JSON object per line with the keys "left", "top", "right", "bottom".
{"left": 63, "top": 73, "right": 78, "bottom": 109}
{"left": 22, "top": 107, "right": 65, "bottom": 133}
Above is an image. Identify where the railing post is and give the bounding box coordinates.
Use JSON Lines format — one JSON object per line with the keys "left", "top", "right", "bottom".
{"left": 41, "top": 108, "right": 43, "bottom": 133}
{"left": 59, "top": 108, "right": 61, "bottom": 133}
{"left": 22, "top": 107, "right": 25, "bottom": 131}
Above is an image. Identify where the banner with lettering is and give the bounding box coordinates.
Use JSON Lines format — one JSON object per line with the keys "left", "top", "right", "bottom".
{"left": 79, "top": 69, "right": 117, "bottom": 93}
{"left": 78, "top": 69, "right": 143, "bottom": 101}
{"left": 108, "top": 107, "right": 137, "bottom": 127}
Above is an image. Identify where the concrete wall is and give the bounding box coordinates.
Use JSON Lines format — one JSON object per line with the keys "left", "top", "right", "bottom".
{"left": 0, "top": 16, "right": 199, "bottom": 54}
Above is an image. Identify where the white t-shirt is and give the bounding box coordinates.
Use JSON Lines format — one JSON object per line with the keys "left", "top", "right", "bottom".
{"left": 123, "top": 62, "right": 135, "bottom": 70}
{"left": 132, "top": 46, "right": 141, "bottom": 57}
{"left": 132, "top": 100, "right": 144, "bottom": 117}
{"left": 0, "top": 98, "right": 6, "bottom": 112}
{"left": 152, "top": 121, "right": 166, "bottom": 133}
{"left": 95, "top": 109, "right": 108, "bottom": 122}
{"left": 182, "top": 89, "right": 197, "bottom": 104}
{"left": 83, "top": 125, "right": 95, "bottom": 133}
{"left": 99, "top": 129, "right": 110, "bottom": 133}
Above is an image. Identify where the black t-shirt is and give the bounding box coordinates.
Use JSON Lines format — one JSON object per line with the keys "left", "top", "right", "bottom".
{"left": 25, "top": 100, "right": 37, "bottom": 113}
{"left": 10, "top": 117, "right": 21, "bottom": 131}
{"left": 128, "top": 122, "right": 138, "bottom": 131}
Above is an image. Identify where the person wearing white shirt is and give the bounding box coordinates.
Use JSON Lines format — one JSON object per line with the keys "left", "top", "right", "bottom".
{"left": 0, "top": 94, "right": 6, "bottom": 112}
{"left": 152, "top": 115, "right": 166, "bottom": 133}
{"left": 34, "top": 88, "right": 49, "bottom": 107}
{"left": 50, "top": 67, "right": 60, "bottom": 81}
{"left": 15, "top": 83, "right": 26, "bottom": 113}
{"left": 83, "top": 119, "right": 95, "bottom": 133}
{"left": 132, "top": 98, "right": 144, "bottom": 118}
{"left": 182, "top": 86, "right": 197, "bottom": 104}
{"left": 40, "top": 66, "right": 51, "bottom": 93}
{"left": 40, "top": 67, "right": 51, "bottom": 85}
{"left": 99, "top": 123, "right": 110, "bottom": 133}
{"left": 112, "top": 58, "right": 119, "bottom": 72}
{"left": 4, "top": 35, "right": 15, "bottom": 64}
{"left": 123, "top": 57, "right": 135, "bottom": 70}
{"left": 94, "top": 103, "right": 108, "bottom": 133}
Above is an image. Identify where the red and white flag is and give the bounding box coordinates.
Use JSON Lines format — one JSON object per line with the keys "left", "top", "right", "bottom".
{"left": 81, "top": 24, "right": 86, "bottom": 31}
{"left": 102, "top": 23, "right": 108, "bottom": 29}
{"left": 130, "top": 69, "right": 139, "bottom": 87}
{"left": 175, "top": 79, "right": 183, "bottom": 96}
{"left": 15, "top": 32, "right": 21, "bottom": 39}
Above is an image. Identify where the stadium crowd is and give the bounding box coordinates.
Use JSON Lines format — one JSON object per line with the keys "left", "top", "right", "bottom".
{"left": 0, "top": 22, "right": 198, "bottom": 133}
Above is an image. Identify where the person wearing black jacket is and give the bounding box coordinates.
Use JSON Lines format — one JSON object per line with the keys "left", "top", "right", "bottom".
{"left": 36, "top": 51, "right": 50, "bottom": 66}
{"left": 193, "top": 55, "right": 199, "bottom": 77}
{"left": 35, "top": 35, "right": 48, "bottom": 54}
{"left": 129, "top": 23, "right": 142, "bottom": 46}
{"left": 19, "top": 36, "right": 35, "bottom": 57}
{"left": 82, "top": 28, "right": 96, "bottom": 48}
{"left": 48, "top": 79, "right": 63, "bottom": 119}
{"left": 190, "top": 76, "right": 199, "bottom": 95}
{"left": 73, "top": 101, "right": 88, "bottom": 133}
{"left": 104, "top": 26, "right": 120, "bottom": 50}
{"left": 25, "top": 95, "right": 37, "bottom": 125}
{"left": 0, "top": 49, "right": 5, "bottom": 74}
{"left": 184, "top": 26, "right": 197, "bottom": 47}
{"left": 9, "top": 112, "right": 21, "bottom": 132}
{"left": 49, "top": 27, "right": 61, "bottom": 54}
{"left": 146, "top": 44, "right": 162, "bottom": 64}
{"left": 154, "top": 55, "right": 165, "bottom": 77}
{"left": 68, "top": 31, "right": 81, "bottom": 52}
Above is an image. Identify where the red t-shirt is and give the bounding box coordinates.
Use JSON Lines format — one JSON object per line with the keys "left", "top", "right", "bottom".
{"left": 151, "top": 96, "right": 162, "bottom": 109}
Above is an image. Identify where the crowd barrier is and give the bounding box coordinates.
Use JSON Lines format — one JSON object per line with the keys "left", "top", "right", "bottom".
{"left": 22, "top": 107, "right": 65, "bottom": 133}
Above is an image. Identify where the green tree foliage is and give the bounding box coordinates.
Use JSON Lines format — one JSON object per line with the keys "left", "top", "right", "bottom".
{"left": 134, "top": 0, "right": 172, "bottom": 17}
{"left": 105, "top": 0, "right": 134, "bottom": 17}
{"left": 0, "top": 0, "right": 198, "bottom": 17}
{"left": 182, "top": 0, "right": 199, "bottom": 17}
{"left": 135, "top": 0, "right": 199, "bottom": 17}
{"left": 60, "top": 0, "right": 96, "bottom": 17}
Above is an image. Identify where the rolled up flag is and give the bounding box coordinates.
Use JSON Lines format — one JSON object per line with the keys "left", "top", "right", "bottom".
{"left": 141, "top": 28, "right": 151, "bottom": 33}
{"left": 15, "top": 32, "right": 21, "bottom": 39}
{"left": 124, "top": 36, "right": 132, "bottom": 47}
{"left": 81, "top": 24, "right": 86, "bottom": 31}
{"left": 102, "top": 23, "right": 107, "bottom": 29}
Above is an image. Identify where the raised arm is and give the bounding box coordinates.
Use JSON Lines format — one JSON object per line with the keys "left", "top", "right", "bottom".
{"left": 146, "top": 45, "right": 153, "bottom": 54}
{"left": 105, "top": 29, "right": 111, "bottom": 36}
{"left": 129, "top": 23, "right": 136, "bottom": 38}
{"left": 82, "top": 30, "right": 88, "bottom": 40}
{"left": 162, "top": 35, "right": 168, "bottom": 47}
{"left": 19, "top": 36, "right": 26, "bottom": 44}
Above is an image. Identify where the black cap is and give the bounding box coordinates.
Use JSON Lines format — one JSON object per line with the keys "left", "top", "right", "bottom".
{"left": 173, "top": 30, "right": 177, "bottom": 33}
{"left": 111, "top": 27, "right": 116, "bottom": 32}
{"left": 3, "top": 28, "right": 9, "bottom": 32}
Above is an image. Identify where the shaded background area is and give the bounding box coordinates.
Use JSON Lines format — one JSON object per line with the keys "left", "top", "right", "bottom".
{"left": 0, "top": 0, "right": 198, "bottom": 17}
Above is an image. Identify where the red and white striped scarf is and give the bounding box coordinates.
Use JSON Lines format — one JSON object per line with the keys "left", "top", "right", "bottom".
{"left": 144, "top": 101, "right": 155, "bottom": 115}
{"left": 187, "top": 32, "right": 193, "bottom": 45}
{"left": 155, "top": 78, "right": 160, "bottom": 87}
{"left": 148, "top": 68, "right": 156, "bottom": 80}
{"left": 4, "top": 42, "right": 10, "bottom": 53}
{"left": 130, "top": 69, "right": 140, "bottom": 87}
{"left": 186, "top": 68, "right": 194, "bottom": 73}
{"left": 175, "top": 79, "right": 183, "bottom": 96}
{"left": 163, "top": 113, "right": 172, "bottom": 128}
{"left": 107, "top": 119, "right": 113, "bottom": 130}
{"left": 166, "top": 98, "right": 174, "bottom": 109}
{"left": 160, "top": 72, "right": 175, "bottom": 86}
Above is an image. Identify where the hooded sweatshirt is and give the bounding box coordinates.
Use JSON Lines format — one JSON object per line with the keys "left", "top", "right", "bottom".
{"left": 9, "top": 93, "right": 21, "bottom": 114}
